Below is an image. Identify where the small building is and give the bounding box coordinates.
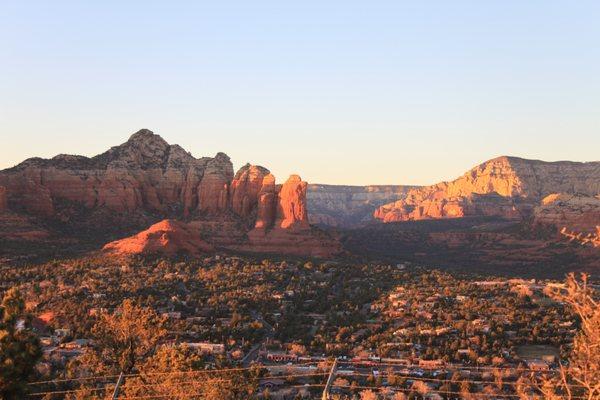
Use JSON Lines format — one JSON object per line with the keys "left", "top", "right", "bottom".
{"left": 266, "top": 351, "right": 298, "bottom": 363}
{"left": 526, "top": 359, "right": 549, "bottom": 371}
{"left": 184, "top": 342, "right": 225, "bottom": 355}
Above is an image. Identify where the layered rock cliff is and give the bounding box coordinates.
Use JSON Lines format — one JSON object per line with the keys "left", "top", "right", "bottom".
{"left": 534, "top": 193, "right": 600, "bottom": 233}
{"left": 374, "top": 156, "right": 600, "bottom": 223}
{"left": 307, "top": 184, "right": 416, "bottom": 227}
{"left": 0, "top": 129, "right": 340, "bottom": 257}
{"left": 0, "top": 129, "right": 236, "bottom": 218}
{"left": 533, "top": 193, "right": 600, "bottom": 247}
{"left": 237, "top": 175, "right": 341, "bottom": 258}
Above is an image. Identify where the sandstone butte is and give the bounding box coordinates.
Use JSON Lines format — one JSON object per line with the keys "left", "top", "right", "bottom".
{"left": 0, "top": 129, "right": 340, "bottom": 258}
{"left": 103, "top": 219, "right": 215, "bottom": 256}
{"left": 374, "top": 156, "right": 600, "bottom": 237}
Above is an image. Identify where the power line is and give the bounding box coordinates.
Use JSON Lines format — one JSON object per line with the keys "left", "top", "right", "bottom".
{"left": 28, "top": 359, "right": 328, "bottom": 386}
{"left": 330, "top": 383, "right": 589, "bottom": 399}
{"left": 28, "top": 370, "right": 591, "bottom": 399}
{"left": 338, "top": 371, "right": 588, "bottom": 389}
{"left": 27, "top": 372, "right": 329, "bottom": 397}
{"left": 338, "top": 360, "right": 565, "bottom": 374}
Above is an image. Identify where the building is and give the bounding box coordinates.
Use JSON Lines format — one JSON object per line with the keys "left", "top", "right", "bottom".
{"left": 184, "top": 342, "right": 225, "bottom": 355}
{"left": 266, "top": 351, "right": 298, "bottom": 363}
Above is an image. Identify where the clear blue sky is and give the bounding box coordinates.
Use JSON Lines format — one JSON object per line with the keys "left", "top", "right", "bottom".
{"left": 1, "top": 1, "right": 598, "bottom": 185}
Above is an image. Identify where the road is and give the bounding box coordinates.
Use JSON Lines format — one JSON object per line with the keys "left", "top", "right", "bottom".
{"left": 242, "top": 311, "right": 275, "bottom": 367}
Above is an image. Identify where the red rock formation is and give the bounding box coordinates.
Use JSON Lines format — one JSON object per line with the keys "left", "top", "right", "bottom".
{"left": 254, "top": 174, "right": 277, "bottom": 230}
{"left": 375, "top": 156, "right": 600, "bottom": 223}
{"left": 534, "top": 193, "right": 600, "bottom": 247}
{"left": 103, "top": 219, "right": 214, "bottom": 256}
{"left": 230, "top": 164, "right": 270, "bottom": 218}
{"left": 534, "top": 193, "right": 600, "bottom": 233}
{"left": 1, "top": 129, "right": 340, "bottom": 258}
{"left": 242, "top": 175, "right": 341, "bottom": 257}
{"left": 0, "top": 170, "right": 54, "bottom": 216}
{"left": 242, "top": 227, "right": 342, "bottom": 258}
{"left": 0, "top": 130, "right": 234, "bottom": 218}
{"left": 276, "top": 175, "right": 309, "bottom": 230}
{"left": 0, "top": 186, "right": 7, "bottom": 212}
{"left": 197, "top": 153, "right": 234, "bottom": 214}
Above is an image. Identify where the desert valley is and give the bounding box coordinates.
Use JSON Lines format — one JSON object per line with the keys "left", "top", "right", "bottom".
{"left": 3, "top": 2, "right": 599, "bottom": 398}
{"left": 0, "top": 130, "right": 598, "bottom": 399}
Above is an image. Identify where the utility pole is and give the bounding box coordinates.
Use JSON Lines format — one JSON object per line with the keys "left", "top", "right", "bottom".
{"left": 321, "top": 358, "right": 338, "bottom": 400}
{"left": 111, "top": 371, "right": 125, "bottom": 399}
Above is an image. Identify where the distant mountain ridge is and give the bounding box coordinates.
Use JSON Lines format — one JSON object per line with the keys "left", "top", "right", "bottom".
{"left": 307, "top": 184, "right": 418, "bottom": 227}
{"left": 1, "top": 132, "right": 597, "bottom": 264}
{"left": 374, "top": 156, "right": 600, "bottom": 227}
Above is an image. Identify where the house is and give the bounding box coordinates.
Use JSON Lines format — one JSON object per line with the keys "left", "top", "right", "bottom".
{"left": 183, "top": 342, "right": 225, "bottom": 355}
{"left": 419, "top": 359, "right": 445, "bottom": 368}
{"left": 161, "top": 311, "right": 182, "bottom": 320}
{"left": 259, "top": 378, "right": 285, "bottom": 389}
{"left": 266, "top": 351, "right": 298, "bottom": 363}
{"left": 526, "top": 359, "right": 549, "bottom": 371}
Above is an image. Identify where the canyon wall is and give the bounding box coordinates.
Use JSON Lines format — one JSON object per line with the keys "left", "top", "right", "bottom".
{"left": 0, "top": 129, "right": 235, "bottom": 217}
{"left": 374, "top": 156, "right": 600, "bottom": 223}
{"left": 534, "top": 193, "right": 600, "bottom": 247}
{"left": 307, "top": 184, "right": 416, "bottom": 227}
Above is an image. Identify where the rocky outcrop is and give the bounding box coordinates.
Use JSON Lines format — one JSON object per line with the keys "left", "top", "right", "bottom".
{"left": 0, "top": 129, "right": 340, "bottom": 257}
{"left": 254, "top": 174, "right": 277, "bottom": 230}
{"left": 534, "top": 193, "right": 600, "bottom": 247}
{"left": 0, "top": 129, "right": 234, "bottom": 218}
{"left": 307, "top": 184, "right": 416, "bottom": 227}
{"left": 103, "top": 219, "right": 214, "bottom": 256}
{"left": 375, "top": 157, "right": 600, "bottom": 223}
{"left": 534, "top": 193, "right": 600, "bottom": 233}
{"left": 230, "top": 175, "right": 342, "bottom": 257}
{"left": 0, "top": 186, "right": 7, "bottom": 212}
{"left": 197, "top": 153, "right": 234, "bottom": 214}
{"left": 230, "top": 164, "right": 270, "bottom": 218}
{"left": 102, "top": 172, "right": 341, "bottom": 257}
{"left": 277, "top": 175, "right": 309, "bottom": 230}
{"left": 242, "top": 227, "right": 342, "bottom": 258}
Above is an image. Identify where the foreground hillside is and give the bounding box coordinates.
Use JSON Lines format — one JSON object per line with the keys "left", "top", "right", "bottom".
{"left": 2, "top": 254, "right": 596, "bottom": 399}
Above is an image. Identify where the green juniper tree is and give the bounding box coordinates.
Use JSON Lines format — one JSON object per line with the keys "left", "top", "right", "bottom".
{"left": 0, "top": 288, "right": 42, "bottom": 399}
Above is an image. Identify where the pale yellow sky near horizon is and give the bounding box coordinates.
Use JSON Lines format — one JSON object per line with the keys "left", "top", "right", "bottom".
{"left": 1, "top": 126, "right": 598, "bottom": 187}
{"left": 2, "top": 2, "right": 599, "bottom": 185}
